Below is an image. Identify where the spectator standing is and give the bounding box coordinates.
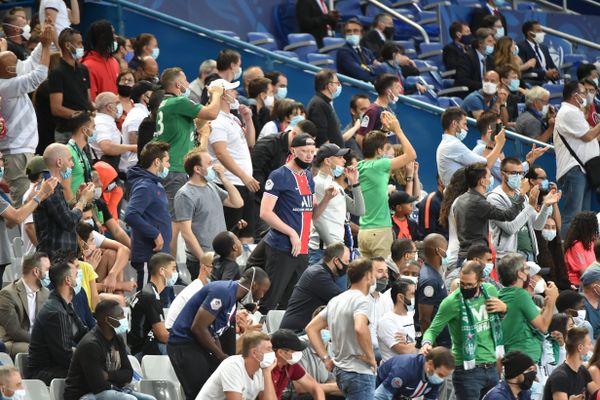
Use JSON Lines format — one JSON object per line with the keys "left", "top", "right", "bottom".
{"left": 210, "top": 232, "right": 243, "bottom": 281}
{"left": 124, "top": 142, "right": 172, "bottom": 289}
{"left": 265, "top": 70, "right": 289, "bottom": 100}
{"left": 279, "top": 243, "right": 348, "bottom": 332}
{"left": 306, "top": 258, "right": 378, "bottom": 400}
{"left": 295, "top": 0, "right": 340, "bottom": 48}
{"left": 20, "top": 156, "right": 48, "bottom": 255}
{"left": 455, "top": 28, "right": 496, "bottom": 95}
{"left": 306, "top": 69, "right": 344, "bottom": 147}
{"left": 416, "top": 175, "right": 447, "bottom": 238}
{"left": 81, "top": 20, "right": 120, "bottom": 100}
{"left": 28, "top": 261, "right": 88, "bottom": 385}
{"left": 63, "top": 299, "right": 156, "bottom": 400}
{"left": 134, "top": 56, "right": 159, "bottom": 83}
{"left": 336, "top": 19, "right": 385, "bottom": 83}
{"left": 200, "top": 49, "right": 242, "bottom": 104}
{"left": 389, "top": 191, "right": 421, "bottom": 240}
{"left": 518, "top": 21, "right": 560, "bottom": 84}
{"left": 564, "top": 212, "right": 598, "bottom": 286}
{"left": 421, "top": 261, "right": 507, "bottom": 400}
{"left": 482, "top": 351, "right": 536, "bottom": 400}
{"left": 580, "top": 263, "right": 600, "bottom": 339}
{"left": 50, "top": 27, "right": 93, "bottom": 145}
{"left": 2, "top": 14, "right": 31, "bottom": 61}
{"left": 361, "top": 13, "right": 395, "bottom": 58}
{"left": 127, "top": 33, "right": 159, "bottom": 71}
{"left": 34, "top": 143, "right": 94, "bottom": 254}
{"left": 63, "top": 111, "right": 94, "bottom": 202}
{"left": 0, "top": 23, "right": 52, "bottom": 207}
{"left": 247, "top": 76, "right": 274, "bottom": 136}
{"left": 258, "top": 133, "right": 336, "bottom": 313}
{"left": 357, "top": 112, "right": 416, "bottom": 259}
{"left": 0, "top": 253, "right": 50, "bottom": 357}
{"left": 115, "top": 70, "right": 135, "bottom": 131}
{"left": 174, "top": 149, "right": 242, "bottom": 279}
{"left": 554, "top": 81, "right": 600, "bottom": 236}
{"left": 39, "top": 0, "right": 79, "bottom": 35}
{"left": 207, "top": 79, "right": 257, "bottom": 244}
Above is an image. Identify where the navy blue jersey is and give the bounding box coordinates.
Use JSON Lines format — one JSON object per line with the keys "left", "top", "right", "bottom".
{"left": 377, "top": 354, "right": 440, "bottom": 399}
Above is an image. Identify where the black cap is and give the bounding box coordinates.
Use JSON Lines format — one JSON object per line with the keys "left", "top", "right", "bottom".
{"left": 270, "top": 329, "right": 307, "bottom": 351}
{"left": 388, "top": 191, "right": 418, "bottom": 209}
{"left": 315, "top": 143, "right": 350, "bottom": 163}
{"left": 502, "top": 351, "right": 534, "bottom": 379}
{"left": 290, "top": 133, "right": 316, "bottom": 148}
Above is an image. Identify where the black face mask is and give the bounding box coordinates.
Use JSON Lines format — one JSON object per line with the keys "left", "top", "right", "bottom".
{"left": 460, "top": 286, "right": 478, "bottom": 300}
{"left": 294, "top": 157, "right": 311, "bottom": 170}
{"left": 460, "top": 34, "right": 473, "bottom": 46}
{"left": 522, "top": 274, "right": 531, "bottom": 290}
{"left": 383, "top": 26, "right": 395, "bottom": 39}
{"left": 520, "top": 370, "right": 536, "bottom": 390}
{"left": 336, "top": 259, "right": 349, "bottom": 276}
{"left": 117, "top": 84, "right": 132, "bottom": 97}
{"left": 243, "top": 302, "right": 258, "bottom": 313}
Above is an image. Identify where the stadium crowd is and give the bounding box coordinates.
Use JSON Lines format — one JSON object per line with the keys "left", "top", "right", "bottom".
{"left": 0, "top": 0, "right": 599, "bottom": 399}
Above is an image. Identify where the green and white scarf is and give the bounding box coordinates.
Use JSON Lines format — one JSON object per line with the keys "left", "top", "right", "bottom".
{"left": 459, "top": 284, "right": 505, "bottom": 370}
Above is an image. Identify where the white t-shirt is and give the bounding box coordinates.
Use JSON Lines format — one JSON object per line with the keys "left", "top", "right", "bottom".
{"left": 119, "top": 103, "right": 148, "bottom": 172}
{"left": 165, "top": 278, "right": 204, "bottom": 329}
{"left": 554, "top": 101, "right": 600, "bottom": 180}
{"left": 308, "top": 172, "right": 346, "bottom": 249}
{"left": 90, "top": 113, "right": 122, "bottom": 161}
{"left": 367, "top": 293, "right": 387, "bottom": 348}
{"left": 377, "top": 311, "right": 416, "bottom": 362}
{"left": 39, "top": 0, "right": 71, "bottom": 35}
{"left": 257, "top": 120, "right": 280, "bottom": 140}
{"left": 92, "top": 230, "right": 106, "bottom": 248}
{"left": 20, "top": 184, "right": 36, "bottom": 256}
{"left": 196, "top": 355, "right": 264, "bottom": 400}
{"left": 208, "top": 111, "right": 252, "bottom": 186}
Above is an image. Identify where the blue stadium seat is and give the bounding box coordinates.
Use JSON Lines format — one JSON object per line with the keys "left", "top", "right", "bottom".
{"left": 437, "top": 96, "right": 463, "bottom": 108}
{"left": 408, "top": 94, "right": 436, "bottom": 105}
{"left": 307, "top": 53, "right": 336, "bottom": 68}
{"left": 336, "top": 0, "right": 373, "bottom": 25}
{"left": 215, "top": 30, "right": 240, "bottom": 40}
{"left": 517, "top": 1, "right": 542, "bottom": 10}
{"left": 418, "top": 42, "right": 444, "bottom": 70}
{"left": 420, "top": 0, "right": 451, "bottom": 10}
{"left": 543, "top": 83, "right": 564, "bottom": 107}
{"left": 247, "top": 32, "right": 277, "bottom": 51}
{"left": 284, "top": 33, "right": 318, "bottom": 62}
{"left": 273, "top": 0, "right": 299, "bottom": 48}
{"left": 453, "top": 0, "right": 482, "bottom": 6}
{"left": 395, "top": 40, "right": 417, "bottom": 58}
{"left": 320, "top": 37, "right": 346, "bottom": 61}
{"left": 273, "top": 50, "right": 300, "bottom": 61}
{"left": 561, "top": 53, "right": 588, "bottom": 78}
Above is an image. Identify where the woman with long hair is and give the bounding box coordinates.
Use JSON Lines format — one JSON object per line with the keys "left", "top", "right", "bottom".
{"left": 116, "top": 70, "right": 136, "bottom": 130}
{"left": 494, "top": 36, "right": 536, "bottom": 72}
{"left": 535, "top": 216, "right": 571, "bottom": 290}
{"left": 564, "top": 212, "right": 599, "bottom": 286}
{"left": 438, "top": 167, "right": 468, "bottom": 270}
{"left": 389, "top": 144, "right": 421, "bottom": 199}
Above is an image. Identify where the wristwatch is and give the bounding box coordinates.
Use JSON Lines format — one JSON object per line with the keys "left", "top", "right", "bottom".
{"left": 32, "top": 195, "right": 41, "bottom": 205}
{"left": 321, "top": 354, "right": 330, "bottom": 362}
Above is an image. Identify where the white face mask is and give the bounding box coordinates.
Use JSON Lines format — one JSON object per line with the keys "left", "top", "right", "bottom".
{"left": 533, "top": 32, "right": 545, "bottom": 45}
{"left": 264, "top": 95, "right": 275, "bottom": 108}
{"left": 482, "top": 81, "right": 498, "bottom": 95}
{"left": 229, "top": 99, "right": 240, "bottom": 110}
{"left": 288, "top": 351, "right": 303, "bottom": 365}
{"left": 541, "top": 104, "right": 549, "bottom": 117}
{"left": 541, "top": 229, "right": 557, "bottom": 242}
{"left": 578, "top": 309, "right": 587, "bottom": 321}
{"left": 260, "top": 351, "right": 276, "bottom": 368}
{"left": 534, "top": 278, "right": 546, "bottom": 294}
{"left": 369, "top": 279, "right": 377, "bottom": 294}
{"left": 5, "top": 389, "right": 26, "bottom": 400}
{"left": 401, "top": 275, "right": 418, "bottom": 285}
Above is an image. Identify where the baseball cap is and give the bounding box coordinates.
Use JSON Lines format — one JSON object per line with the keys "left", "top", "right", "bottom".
{"left": 315, "top": 143, "right": 350, "bottom": 164}
{"left": 525, "top": 261, "right": 541, "bottom": 277}
{"left": 270, "top": 329, "right": 307, "bottom": 351}
{"left": 388, "top": 191, "right": 418, "bottom": 209}
{"left": 290, "top": 133, "right": 316, "bottom": 148}
{"left": 26, "top": 155, "right": 46, "bottom": 176}
{"left": 581, "top": 265, "right": 600, "bottom": 286}
{"left": 208, "top": 78, "right": 240, "bottom": 90}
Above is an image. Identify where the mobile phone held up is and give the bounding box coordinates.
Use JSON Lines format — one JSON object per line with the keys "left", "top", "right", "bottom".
{"left": 490, "top": 122, "right": 503, "bottom": 142}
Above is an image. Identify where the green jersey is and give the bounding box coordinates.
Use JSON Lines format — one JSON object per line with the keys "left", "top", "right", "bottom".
{"left": 499, "top": 286, "right": 543, "bottom": 362}
{"left": 67, "top": 140, "right": 91, "bottom": 194}
{"left": 154, "top": 95, "right": 202, "bottom": 173}
{"left": 357, "top": 157, "right": 392, "bottom": 229}
{"left": 423, "top": 283, "right": 500, "bottom": 365}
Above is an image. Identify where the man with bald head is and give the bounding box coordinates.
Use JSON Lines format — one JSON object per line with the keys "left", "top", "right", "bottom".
{"left": 416, "top": 233, "right": 451, "bottom": 347}
{"left": 240, "top": 65, "right": 263, "bottom": 100}
{"left": 461, "top": 70, "right": 507, "bottom": 120}
{"left": 136, "top": 56, "right": 159, "bottom": 84}
{"left": 89, "top": 92, "right": 137, "bottom": 171}
{"left": 33, "top": 143, "right": 95, "bottom": 254}
{"left": 0, "top": 23, "right": 52, "bottom": 207}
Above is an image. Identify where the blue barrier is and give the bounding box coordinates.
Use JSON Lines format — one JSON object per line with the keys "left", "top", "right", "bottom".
{"left": 82, "top": 0, "right": 557, "bottom": 192}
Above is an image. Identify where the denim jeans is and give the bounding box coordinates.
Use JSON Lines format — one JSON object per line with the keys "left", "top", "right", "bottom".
{"left": 308, "top": 248, "right": 323, "bottom": 266}
{"left": 80, "top": 389, "right": 156, "bottom": 400}
{"left": 335, "top": 369, "right": 376, "bottom": 400}
{"left": 452, "top": 364, "right": 499, "bottom": 400}
{"left": 373, "top": 384, "right": 393, "bottom": 400}
{"left": 558, "top": 166, "right": 592, "bottom": 238}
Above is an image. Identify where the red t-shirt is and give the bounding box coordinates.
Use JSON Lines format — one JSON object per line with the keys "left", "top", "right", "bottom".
{"left": 392, "top": 215, "right": 412, "bottom": 239}
{"left": 81, "top": 50, "right": 119, "bottom": 101}
{"left": 271, "top": 363, "right": 306, "bottom": 399}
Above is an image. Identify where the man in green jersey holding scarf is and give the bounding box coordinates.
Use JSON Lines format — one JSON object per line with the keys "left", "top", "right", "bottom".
{"left": 421, "top": 261, "right": 507, "bottom": 400}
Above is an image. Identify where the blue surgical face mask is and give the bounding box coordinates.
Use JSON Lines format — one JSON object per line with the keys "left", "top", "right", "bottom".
{"left": 494, "top": 27, "right": 505, "bottom": 39}
{"left": 0, "top": 166, "right": 4, "bottom": 180}
{"left": 583, "top": 350, "right": 594, "bottom": 362}
{"left": 483, "top": 263, "right": 494, "bottom": 278}
{"left": 60, "top": 166, "right": 72, "bottom": 180}
{"left": 234, "top": 66, "right": 242, "bottom": 81}
{"left": 166, "top": 271, "right": 178, "bottom": 287}
{"left": 73, "top": 47, "right": 84, "bottom": 61}
{"left": 115, "top": 103, "right": 124, "bottom": 119}
{"left": 112, "top": 41, "right": 119, "bottom": 53}
{"left": 457, "top": 128, "right": 468, "bottom": 141}
{"left": 594, "top": 78, "right": 599, "bottom": 88}
{"left": 332, "top": 165, "right": 344, "bottom": 178}
{"left": 508, "top": 79, "right": 520, "bottom": 92}
{"left": 111, "top": 316, "right": 129, "bottom": 335}
{"left": 204, "top": 166, "right": 216, "bottom": 182}
{"left": 541, "top": 179, "right": 549, "bottom": 190}
{"left": 158, "top": 166, "right": 169, "bottom": 179}
{"left": 180, "top": 87, "right": 190, "bottom": 98}
{"left": 506, "top": 174, "right": 521, "bottom": 190}
{"left": 87, "top": 129, "right": 97, "bottom": 144}
{"left": 346, "top": 34, "right": 360, "bottom": 46}
{"left": 124, "top": 51, "right": 134, "bottom": 63}
{"left": 320, "top": 329, "right": 331, "bottom": 343}
{"left": 151, "top": 47, "right": 160, "bottom": 59}
{"left": 289, "top": 115, "right": 305, "bottom": 128}
{"left": 276, "top": 86, "right": 288, "bottom": 100}
{"left": 41, "top": 271, "right": 51, "bottom": 287}
{"left": 513, "top": 45, "right": 519, "bottom": 56}
{"left": 72, "top": 269, "right": 83, "bottom": 295}
{"left": 428, "top": 371, "right": 444, "bottom": 385}
{"left": 332, "top": 84, "right": 342, "bottom": 99}
{"left": 486, "top": 176, "right": 495, "bottom": 192}
{"left": 485, "top": 45, "right": 494, "bottom": 55}
{"left": 441, "top": 256, "right": 449, "bottom": 266}
{"left": 494, "top": 0, "right": 506, "bottom": 6}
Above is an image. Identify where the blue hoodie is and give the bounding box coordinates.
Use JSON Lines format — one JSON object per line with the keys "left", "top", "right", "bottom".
{"left": 124, "top": 165, "right": 171, "bottom": 263}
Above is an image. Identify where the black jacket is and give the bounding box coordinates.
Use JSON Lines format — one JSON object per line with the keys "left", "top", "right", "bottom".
{"left": 442, "top": 41, "right": 469, "bottom": 72}
{"left": 470, "top": 6, "right": 507, "bottom": 34}
{"left": 296, "top": 0, "right": 337, "bottom": 47}
{"left": 251, "top": 130, "right": 292, "bottom": 199}
{"left": 306, "top": 92, "right": 343, "bottom": 147}
{"left": 28, "top": 291, "right": 88, "bottom": 383}
{"left": 64, "top": 326, "right": 133, "bottom": 400}
{"left": 392, "top": 216, "right": 423, "bottom": 241}
{"left": 455, "top": 46, "right": 496, "bottom": 95}
{"left": 517, "top": 40, "right": 558, "bottom": 83}
{"left": 361, "top": 29, "right": 386, "bottom": 59}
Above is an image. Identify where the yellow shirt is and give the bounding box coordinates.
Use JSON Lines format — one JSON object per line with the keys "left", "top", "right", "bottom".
{"left": 79, "top": 261, "right": 98, "bottom": 310}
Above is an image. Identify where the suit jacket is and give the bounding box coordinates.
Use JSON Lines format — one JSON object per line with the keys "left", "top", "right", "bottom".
{"left": 443, "top": 41, "right": 469, "bottom": 72}
{"left": 361, "top": 29, "right": 386, "bottom": 58}
{"left": 296, "top": 0, "right": 337, "bottom": 47}
{"left": 0, "top": 279, "right": 49, "bottom": 343}
{"left": 336, "top": 43, "right": 386, "bottom": 83}
{"left": 470, "top": 6, "right": 507, "bottom": 34}
{"left": 306, "top": 92, "right": 343, "bottom": 147}
{"left": 455, "top": 46, "right": 496, "bottom": 95}
{"left": 517, "top": 40, "right": 558, "bottom": 82}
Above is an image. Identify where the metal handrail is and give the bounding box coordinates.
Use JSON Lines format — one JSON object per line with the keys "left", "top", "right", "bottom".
{"left": 528, "top": 0, "right": 578, "bottom": 13}
{"left": 541, "top": 25, "right": 600, "bottom": 51}
{"left": 364, "top": 0, "right": 430, "bottom": 43}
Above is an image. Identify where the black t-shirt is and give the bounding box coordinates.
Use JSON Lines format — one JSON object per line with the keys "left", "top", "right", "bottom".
{"left": 7, "top": 39, "right": 29, "bottom": 61}
{"left": 94, "top": 198, "right": 114, "bottom": 226}
{"left": 127, "top": 282, "right": 164, "bottom": 355}
{"left": 211, "top": 257, "right": 241, "bottom": 281}
{"left": 543, "top": 362, "right": 591, "bottom": 400}
{"left": 48, "top": 59, "right": 92, "bottom": 132}
{"left": 137, "top": 116, "right": 156, "bottom": 157}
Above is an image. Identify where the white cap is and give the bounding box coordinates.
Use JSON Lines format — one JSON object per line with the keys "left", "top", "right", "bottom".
{"left": 526, "top": 261, "right": 541, "bottom": 276}
{"left": 208, "top": 78, "right": 240, "bottom": 90}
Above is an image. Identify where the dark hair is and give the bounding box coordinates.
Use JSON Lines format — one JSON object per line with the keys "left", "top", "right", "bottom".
{"left": 481, "top": 15, "right": 500, "bottom": 29}
{"left": 314, "top": 69, "right": 336, "bottom": 92}
{"left": 323, "top": 242, "right": 346, "bottom": 263}
{"left": 76, "top": 222, "right": 94, "bottom": 243}
{"left": 350, "top": 94, "right": 369, "bottom": 111}
{"left": 577, "top": 63, "right": 597, "bottom": 81}
{"left": 84, "top": 20, "right": 115, "bottom": 57}
{"left": 524, "top": 164, "right": 543, "bottom": 180}
{"left": 183, "top": 150, "right": 205, "bottom": 177}
{"left": 555, "top": 290, "right": 584, "bottom": 313}
{"left": 497, "top": 63, "right": 520, "bottom": 80}
{"left": 563, "top": 80, "right": 581, "bottom": 101}
{"left": 426, "top": 347, "right": 456, "bottom": 369}
{"left": 148, "top": 252, "right": 175, "bottom": 276}
{"left": 476, "top": 111, "right": 498, "bottom": 137}
{"left": 264, "top": 71, "right": 284, "bottom": 86}
{"left": 565, "top": 326, "right": 588, "bottom": 354}
{"left": 132, "top": 33, "right": 155, "bottom": 57}
{"left": 240, "top": 266, "right": 269, "bottom": 285}
{"left": 94, "top": 299, "right": 120, "bottom": 322}
{"left": 347, "top": 257, "right": 373, "bottom": 284}
{"left": 391, "top": 238, "right": 414, "bottom": 262}
{"left": 461, "top": 260, "right": 483, "bottom": 280}
{"left": 464, "top": 162, "right": 488, "bottom": 189}
{"left": 522, "top": 20, "right": 539, "bottom": 37}
{"left": 362, "top": 130, "right": 387, "bottom": 158}
{"left": 441, "top": 107, "right": 466, "bottom": 131}
{"left": 439, "top": 167, "right": 468, "bottom": 228}
{"left": 380, "top": 42, "right": 401, "bottom": 62}
{"left": 500, "top": 157, "right": 522, "bottom": 171}
{"left": 374, "top": 73, "right": 400, "bottom": 96}
{"left": 390, "top": 278, "right": 415, "bottom": 305}
{"left": 373, "top": 13, "right": 391, "bottom": 26}
{"left": 22, "top": 252, "right": 48, "bottom": 276}
{"left": 595, "top": 239, "right": 600, "bottom": 261}
{"left": 296, "top": 120, "right": 317, "bottom": 138}
{"left": 564, "top": 212, "right": 598, "bottom": 251}
{"left": 51, "top": 249, "right": 78, "bottom": 265}
{"left": 49, "top": 261, "right": 73, "bottom": 288}
{"left": 582, "top": 78, "right": 598, "bottom": 90}
{"left": 466, "top": 244, "right": 492, "bottom": 260}
{"left": 343, "top": 18, "right": 363, "bottom": 32}
{"left": 281, "top": 100, "right": 304, "bottom": 121}
{"left": 63, "top": 110, "right": 93, "bottom": 135}
{"left": 549, "top": 313, "right": 571, "bottom": 342}
{"left": 248, "top": 77, "right": 272, "bottom": 99}
{"left": 212, "top": 231, "right": 236, "bottom": 258}
{"left": 139, "top": 141, "right": 170, "bottom": 169}
{"left": 216, "top": 49, "right": 241, "bottom": 71}
{"left": 58, "top": 27, "right": 81, "bottom": 52}
{"left": 449, "top": 21, "right": 466, "bottom": 40}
